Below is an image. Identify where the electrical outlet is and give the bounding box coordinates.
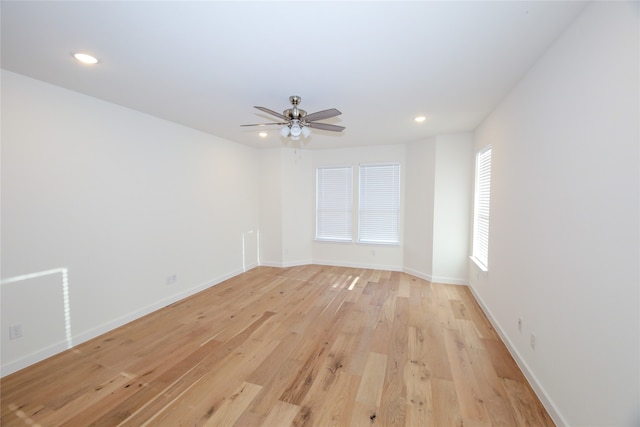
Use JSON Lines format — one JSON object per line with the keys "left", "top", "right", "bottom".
{"left": 9, "top": 324, "right": 23, "bottom": 340}
{"left": 518, "top": 318, "right": 522, "bottom": 333}
{"left": 165, "top": 274, "right": 177, "bottom": 286}
{"left": 530, "top": 333, "right": 536, "bottom": 350}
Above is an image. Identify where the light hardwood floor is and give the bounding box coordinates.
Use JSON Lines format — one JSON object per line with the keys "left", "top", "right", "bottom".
{"left": 1, "top": 265, "right": 555, "bottom": 426}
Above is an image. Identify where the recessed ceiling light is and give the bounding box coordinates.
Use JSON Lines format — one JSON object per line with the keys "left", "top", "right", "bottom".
{"left": 73, "top": 53, "right": 98, "bottom": 64}
{"left": 414, "top": 115, "right": 427, "bottom": 123}
{"left": 258, "top": 132, "right": 268, "bottom": 138}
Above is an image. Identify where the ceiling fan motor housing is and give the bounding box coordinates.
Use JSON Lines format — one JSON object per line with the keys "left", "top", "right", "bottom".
{"left": 284, "top": 108, "right": 306, "bottom": 120}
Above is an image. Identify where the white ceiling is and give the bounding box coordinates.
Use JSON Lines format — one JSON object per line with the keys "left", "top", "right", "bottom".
{"left": 1, "top": 1, "right": 587, "bottom": 149}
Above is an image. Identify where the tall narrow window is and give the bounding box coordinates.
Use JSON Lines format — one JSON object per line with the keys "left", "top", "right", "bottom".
{"left": 316, "top": 166, "right": 353, "bottom": 241}
{"left": 358, "top": 163, "right": 401, "bottom": 244}
{"left": 472, "top": 146, "right": 492, "bottom": 271}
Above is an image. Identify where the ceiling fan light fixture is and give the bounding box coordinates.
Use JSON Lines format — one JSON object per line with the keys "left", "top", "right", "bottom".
{"left": 290, "top": 122, "right": 302, "bottom": 137}
{"left": 280, "top": 126, "right": 290, "bottom": 137}
{"left": 301, "top": 126, "right": 311, "bottom": 138}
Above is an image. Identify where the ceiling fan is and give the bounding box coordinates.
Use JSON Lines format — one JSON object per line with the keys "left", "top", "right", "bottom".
{"left": 241, "top": 96, "right": 345, "bottom": 139}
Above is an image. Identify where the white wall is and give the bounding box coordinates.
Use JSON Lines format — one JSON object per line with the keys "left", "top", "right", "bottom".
{"left": 432, "top": 134, "right": 473, "bottom": 283}
{"left": 404, "top": 135, "right": 472, "bottom": 284}
{"left": 404, "top": 137, "right": 437, "bottom": 277}
{"left": 257, "top": 147, "right": 313, "bottom": 267}
{"left": 257, "top": 148, "right": 283, "bottom": 266}
{"left": 281, "top": 149, "right": 314, "bottom": 267}
{"left": 469, "top": 2, "right": 639, "bottom": 426}
{"left": 1, "top": 70, "right": 260, "bottom": 375}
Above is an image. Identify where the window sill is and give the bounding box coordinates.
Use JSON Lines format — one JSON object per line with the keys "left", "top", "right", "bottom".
{"left": 314, "top": 239, "right": 401, "bottom": 247}
{"left": 315, "top": 238, "right": 353, "bottom": 244}
{"left": 358, "top": 241, "right": 400, "bottom": 247}
{"left": 470, "top": 256, "right": 488, "bottom": 272}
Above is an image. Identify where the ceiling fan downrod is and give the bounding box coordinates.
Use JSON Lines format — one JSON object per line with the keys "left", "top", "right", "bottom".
{"left": 285, "top": 95, "right": 306, "bottom": 121}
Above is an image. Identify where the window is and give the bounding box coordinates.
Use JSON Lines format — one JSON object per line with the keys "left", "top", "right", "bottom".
{"left": 472, "top": 146, "right": 492, "bottom": 271}
{"left": 358, "top": 163, "right": 400, "bottom": 244}
{"left": 316, "top": 166, "right": 353, "bottom": 241}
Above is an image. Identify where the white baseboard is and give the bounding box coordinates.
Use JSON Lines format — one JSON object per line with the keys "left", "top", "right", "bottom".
{"left": 402, "top": 267, "right": 469, "bottom": 285}
{"left": 243, "top": 262, "right": 259, "bottom": 272}
{"left": 1, "top": 268, "right": 244, "bottom": 377}
{"left": 430, "top": 275, "right": 468, "bottom": 285}
{"left": 260, "top": 259, "right": 404, "bottom": 271}
{"left": 282, "top": 259, "right": 314, "bottom": 268}
{"left": 256, "top": 260, "right": 282, "bottom": 268}
{"left": 258, "top": 262, "right": 468, "bottom": 286}
{"left": 1, "top": 340, "right": 69, "bottom": 378}
{"left": 258, "top": 260, "right": 313, "bottom": 268}
{"left": 312, "top": 259, "right": 403, "bottom": 272}
{"left": 467, "top": 286, "right": 568, "bottom": 427}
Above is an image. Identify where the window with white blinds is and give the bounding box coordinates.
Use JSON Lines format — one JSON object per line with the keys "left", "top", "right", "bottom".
{"left": 316, "top": 166, "right": 353, "bottom": 241}
{"left": 358, "top": 163, "right": 400, "bottom": 244}
{"left": 472, "top": 146, "right": 492, "bottom": 271}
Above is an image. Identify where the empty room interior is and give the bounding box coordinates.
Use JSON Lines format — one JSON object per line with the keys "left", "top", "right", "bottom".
{"left": 1, "top": 1, "right": 638, "bottom": 426}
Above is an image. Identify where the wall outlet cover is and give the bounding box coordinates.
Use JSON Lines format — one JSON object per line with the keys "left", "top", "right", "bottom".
{"left": 9, "top": 324, "right": 23, "bottom": 340}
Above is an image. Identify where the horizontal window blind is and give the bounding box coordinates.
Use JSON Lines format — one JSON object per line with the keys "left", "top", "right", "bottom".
{"left": 316, "top": 166, "right": 353, "bottom": 241}
{"left": 358, "top": 163, "right": 400, "bottom": 244}
{"left": 472, "top": 146, "right": 492, "bottom": 270}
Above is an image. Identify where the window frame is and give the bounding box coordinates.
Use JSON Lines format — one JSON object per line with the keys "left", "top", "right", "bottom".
{"left": 315, "top": 165, "right": 354, "bottom": 242}
{"left": 357, "top": 162, "right": 401, "bottom": 245}
{"left": 471, "top": 146, "right": 492, "bottom": 271}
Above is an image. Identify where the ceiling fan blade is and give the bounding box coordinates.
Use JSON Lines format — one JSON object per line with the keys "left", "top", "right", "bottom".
{"left": 306, "top": 122, "right": 345, "bottom": 132}
{"left": 254, "top": 106, "right": 287, "bottom": 120}
{"left": 304, "top": 108, "right": 342, "bottom": 122}
{"left": 240, "top": 122, "right": 289, "bottom": 127}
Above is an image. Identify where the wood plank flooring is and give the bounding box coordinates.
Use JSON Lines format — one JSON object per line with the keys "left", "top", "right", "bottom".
{"left": 1, "top": 265, "right": 555, "bottom": 426}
